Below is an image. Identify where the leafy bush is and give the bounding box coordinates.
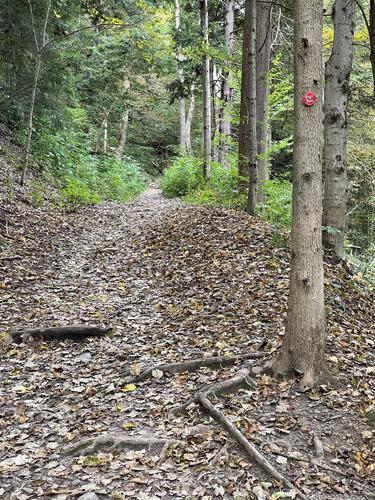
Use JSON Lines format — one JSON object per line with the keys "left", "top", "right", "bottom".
{"left": 184, "top": 163, "right": 246, "bottom": 209}
{"left": 32, "top": 110, "right": 146, "bottom": 208}
{"left": 161, "top": 155, "right": 246, "bottom": 208}
{"left": 257, "top": 180, "right": 292, "bottom": 227}
{"left": 98, "top": 157, "right": 146, "bottom": 202}
{"left": 161, "top": 156, "right": 204, "bottom": 197}
{"left": 59, "top": 178, "right": 100, "bottom": 211}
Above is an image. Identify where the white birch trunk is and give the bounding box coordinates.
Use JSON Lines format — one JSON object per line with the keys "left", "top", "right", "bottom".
{"left": 116, "top": 109, "right": 129, "bottom": 159}
{"left": 185, "top": 82, "right": 195, "bottom": 154}
{"left": 200, "top": 0, "right": 212, "bottom": 177}
{"left": 322, "top": 0, "right": 355, "bottom": 256}
{"left": 219, "top": 0, "right": 235, "bottom": 165}
{"left": 175, "top": 0, "right": 187, "bottom": 151}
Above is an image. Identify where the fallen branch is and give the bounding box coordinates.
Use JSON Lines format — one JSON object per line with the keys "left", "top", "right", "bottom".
{"left": 170, "top": 367, "right": 256, "bottom": 415}
{"left": 198, "top": 393, "right": 305, "bottom": 498}
{"left": 128, "top": 352, "right": 268, "bottom": 384}
{"left": 11, "top": 325, "right": 110, "bottom": 344}
{"left": 64, "top": 434, "right": 180, "bottom": 457}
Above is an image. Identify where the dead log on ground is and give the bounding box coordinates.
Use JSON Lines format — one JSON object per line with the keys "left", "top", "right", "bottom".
{"left": 11, "top": 325, "right": 110, "bottom": 344}
{"left": 127, "top": 352, "right": 269, "bottom": 384}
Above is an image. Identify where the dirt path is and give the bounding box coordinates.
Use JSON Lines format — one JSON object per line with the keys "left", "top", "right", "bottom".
{"left": 1, "top": 188, "right": 374, "bottom": 499}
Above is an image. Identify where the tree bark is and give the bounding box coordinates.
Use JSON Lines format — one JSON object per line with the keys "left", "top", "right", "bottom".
{"left": 174, "top": 0, "right": 187, "bottom": 151}
{"left": 370, "top": 0, "right": 375, "bottom": 96}
{"left": 246, "top": 0, "right": 258, "bottom": 214}
{"left": 200, "top": 0, "right": 212, "bottom": 177}
{"left": 272, "top": 0, "right": 327, "bottom": 388}
{"left": 103, "top": 117, "right": 108, "bottom": 154}
{"left": 116, "top": 109, "right": 129, "bottom": 159}
{"left": 212, "top": 62, "right": 222, "bottom": 161}
{"left": 21, "top": 0, "right": 52, "bottom": 186}
{"left": 256, "top": 0, "right": 272, "bottom": 203}
{"left": 219, "top": 0, "right": 235, "bottom": 166}
{"left": 238, "top": 0, "right": 258, "bottom": 216}
{"left": 322, "top": 0, "right": 355, "bottom": 257}
{"left": 185, "top": 82, "right": 195, "bottom": 154}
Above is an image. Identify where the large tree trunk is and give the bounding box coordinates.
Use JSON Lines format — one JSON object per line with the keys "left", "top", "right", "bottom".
{"left": 219, "top": 0, "right": 235, "bottom": 165}
{"left": 185, "top": 82, "right": 195, "bottom": 154}
{"left": 238, "top": 0, "right": 257, "bottom": 215}
{"left": 272, "top": 0, "right": 327, "bottom": 388}
{"left": 174, "top": 0, "right": 187, "bottom": 151}
{"left": 322, "top": 0, "right": 355, "bottom": 257}
{"left": 200, "top": 0, "right": 212, "bottom": 177}
{"left": 256, "top": 0, "right": 272, "bottom": 202}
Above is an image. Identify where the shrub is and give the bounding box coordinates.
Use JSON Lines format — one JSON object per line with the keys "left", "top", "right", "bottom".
{"left": 184, "top": 163, "right": 246, "bottom": 209}
{"left": 98, "top": 157, "right": 145, "bottom": 202}
{"left": 59, "top": 178, "right": 100, "bottom": 211}
{"left": 257, "top": 179, "right": 292, "bottom": 227}
{"left": 161, "top": 156, "right": 204, "bottom": 198}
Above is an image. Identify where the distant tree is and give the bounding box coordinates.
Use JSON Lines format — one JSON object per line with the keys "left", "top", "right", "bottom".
{"left": 322, "top": 0, "right": 356, "bottom": 256}
{"left": 273, "top": 0, "right": 327, "bottom": 388}
{"left": 256, "top": 0, "right": 272, "bottom": 202}
{"left": 200, "top": 0, "right": 212, "bottom": 177}
{"left": 238, "top": 0, "right": 257, "bottom": 214}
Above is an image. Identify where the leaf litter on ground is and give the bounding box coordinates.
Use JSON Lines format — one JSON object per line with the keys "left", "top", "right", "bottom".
{"left": 0, "top": 187, "right": 374, "bottom": 499}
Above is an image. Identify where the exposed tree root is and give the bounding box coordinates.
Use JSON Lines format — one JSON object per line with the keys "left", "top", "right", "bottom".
{"left": 128, "top": 352, "right": 268, "bottom": 384}
{"left": 11, "top": 325, "right": 110, "bottom": 344}
{"left": 197, "top": 393, "right": 305, "bottom": 498}
{"left": 64, "top": 434, "right": 180, "bottom": 457}
{"left": 170, "top": 367, "right": 256, "bottom": 415}
{"left": 167, "top": 361, "right": 304, "bottom": 497}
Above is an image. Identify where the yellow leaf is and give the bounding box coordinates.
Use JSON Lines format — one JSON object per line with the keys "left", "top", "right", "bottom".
{"left": 121, "top": 384, "right": 137, "bottom": 392}
{"left": 122, "top": 422, "right": 137, "bottom": 430}
{"left": 17, "top": 415, "right": 29, "bottom": 424}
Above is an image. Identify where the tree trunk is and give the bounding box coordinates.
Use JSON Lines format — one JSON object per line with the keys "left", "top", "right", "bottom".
{"left": 238, "top": 0, "right": 257, "bottom": 215}
{"left": 256, "top": 0, "right": 272, "bottom": 203}
{"left": 219, "top": 0, "right": 235, "bottom": 166}
{"left": 21, "top": 0, "right": 52, "bottom": 186}
{"left": 116, "top": 109, "right": 129, "bottom": 159}
{"left": 322, "top": 0, "right": 355, "bottom": 257}
{"left": 200, "top": 0, "right": 212, "bottom": 177}
{"left": 185, "top": 82, "right": 195, "bottom": 154}
{"left": 272, "top": 0, "right": 327, "bottom": 388}
{"left": 212, "top": 62, "right": 221, "bottom": 162}
{"left": 246, "top": 0, "right": 258, "bottom": 215}
{"left": 175, "top": 0, "right": 187, "bottom": 151}
{"left": 103, "top": 117, "right": 108, "bottom": 154}
{"left": 370, "top": 0, "right": 375, "bottom": 96}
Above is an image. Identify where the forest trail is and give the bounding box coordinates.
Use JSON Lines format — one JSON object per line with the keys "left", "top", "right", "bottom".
{"left": 1, "top": 187, "right": 374, "bottom": 499}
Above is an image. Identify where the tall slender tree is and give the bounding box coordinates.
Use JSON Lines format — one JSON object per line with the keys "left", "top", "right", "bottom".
{"left": 200, "top": 0, "right": 211, "bottom": 176}
{"left": 256, "top": 0, "right": 272, "bottom": 202}
{"left": 174, "top": 0, "right": 187, "bottom": 151}
{"left": 322, "top": 0, "right": 355, "bottom": 256}
{"left": 273, "top": 0, "right": 327, "bottom": 388}
{"left": 21, "top": 0, "right": 52, "bottom": 186}
{"left": 218, "top": 0, "right": 235, "bottom": 165}
{"left": 238, "top": 0, "right": 257, "bottom": 214}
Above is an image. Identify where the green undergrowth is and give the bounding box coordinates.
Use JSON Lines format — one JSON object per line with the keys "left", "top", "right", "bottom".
{"left": 28, "top": 114, "right": 146, "bottom": 210}
{"left": 161, "top": 155, "right": 292, "bottom": 245}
